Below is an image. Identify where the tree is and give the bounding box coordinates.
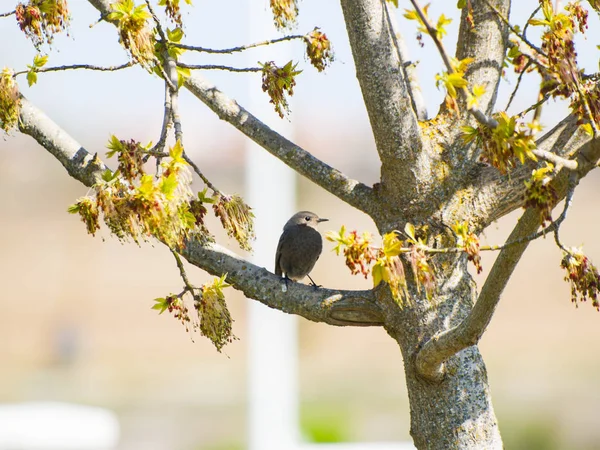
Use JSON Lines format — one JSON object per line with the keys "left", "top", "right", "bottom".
{"left": 2, "top": 0, "right": 600, "bottom": 448}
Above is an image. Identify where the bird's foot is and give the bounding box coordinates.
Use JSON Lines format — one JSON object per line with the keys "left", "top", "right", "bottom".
{"left": 307, "top": 275, "right": 322, "bottom": 290}
{"left": 281, "top": 276, "right": 291, "bottom": 293}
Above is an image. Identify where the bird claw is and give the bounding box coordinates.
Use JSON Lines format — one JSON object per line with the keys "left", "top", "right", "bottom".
{"left": 281, "top": 276, "right": 291, "bottom": 293}
{"left": 307, "top": 275, "right": 321, "bottom": 289}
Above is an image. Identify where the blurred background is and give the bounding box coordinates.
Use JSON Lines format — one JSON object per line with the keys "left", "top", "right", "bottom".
{"left": 1, "top": 1, "right": 600, "bottom": 449}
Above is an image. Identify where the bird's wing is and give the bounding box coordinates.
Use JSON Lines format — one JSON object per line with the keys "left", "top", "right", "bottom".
{"left": 274, "top": 228, "right": 288, "bottom": 276}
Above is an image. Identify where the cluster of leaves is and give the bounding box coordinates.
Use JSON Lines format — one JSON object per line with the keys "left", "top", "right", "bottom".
{"left": 462, "top": 112, "right": 538, "bottom": 173}
{"left": 404, "top": 223, "right": 436, "bottom": 300}
{"left": 0, "top": 68, "right": 21, "bottom": 133}
{"left": 327, "top": 224, "right": 438, "bottom": 304}
{"left": 15, "top": 0, "right": 70, "bottom": 48}
{"left": 25, "top": 53, "right": 48, "bottom": 87}
{"left": 327, "top": 226, "right": 376, "bottom": 278}
{"left": 152, "top": 293, "right": 192, "bottom": 330}
{"left": 304, "top": 28, "right": 334, "bottom": 72}
{"left": 523, "top": 163, "right": 558, "bottom": 226}
{"left": 213, "top": 194, "right": 255, "bottom": 251}
{"left": 158, "top": 0, "right": 191, "bottom": 26}
{"left": 403, "top": 4, "right": 452, "bottom": 45}
{"left": 188, "top": 188, "right": 212, "bottom": 233}
{"left": 435, "top": 57, "right": 485, "bottom": 112}
{"left": 561, "top": 248, "right": 600, "bottom": 310}
{"left": 68, "top": 139, "right": 201, "bottom": 249}
{"left": 107, "top": 0, "right": 155, "bottom": 68}
{"left": 510, "top": 1, "right": 598, "bottom": 127}
{"left": 153, "top": 274, "right": 236, "bottom": 351}
{"left": 196, "top": 275, "right": 236, "bottom": 352}
{"left": 270, "top": 0, "right": 298, "bottom": 30}
{"left": 452, "top": 221, "right": 482, "bottom": 274}
{"left": 372, "top": 232, "right": 409, "bottom": 302}
{"left": 260, "top": 60, "right": 301, "bottom": 118}
{"left": 106, "top": 135, "right": 145, "bottom": 182}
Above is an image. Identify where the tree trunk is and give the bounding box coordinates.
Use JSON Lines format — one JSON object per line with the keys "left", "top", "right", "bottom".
{"left": 381, "top": 256, "right": 503, "bottom": 449}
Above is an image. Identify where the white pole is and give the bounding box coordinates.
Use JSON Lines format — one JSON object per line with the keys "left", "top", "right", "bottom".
{"left": 246, "top": 2, "right": 299, "bottom": 450}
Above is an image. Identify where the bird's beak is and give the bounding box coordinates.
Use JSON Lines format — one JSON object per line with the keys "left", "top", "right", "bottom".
{"left": 317, "top": 218, "right": 329, "bottom": 223}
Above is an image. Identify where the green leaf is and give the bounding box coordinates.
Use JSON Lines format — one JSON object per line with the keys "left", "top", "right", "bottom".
{"left": 26, "top": 70, "right": 37, "bottom": 87}
{"left": 404, "top": 222, "right": 416, "bottom": 240}
{"left": 67, "top": 203, "right": 81, "bottom": 214}
{"left": 160, "top": 172, "right": 178, "bottom": 199}
{"left": 446, "top": 72, "right": 468, "bottom": 88}
{"left": 457, "top": 0, "right": 466, "bottom": 8}
{"left": 106, "top": 135, "right": 124, "bottom": 158}
{"left": 372, "top": 261, "right": 385, "bottom": 287}
{"left": 33, "top": 54, "right": 48, "bottom": 68}
{"left": 176, "top": 66, "right": 190, "bottom": 88}
{"left": 152, "top": 297, "right": 168, "bottom": 314}
{"left": 169, "top": 140, "right": 185, "bottom": 163}
{"left": 167, "top": 27, "right": 184, "bottom": 43}
{"left": 138, "top": 174, "right": 156, "bottom": 199}
{"left": 197, "top": 188, "right": 214, "bottom": 204}
{"left": 528, "top": 18, "right": 550, "bottom": 27}
{"left": 101, "top": 169, "right": 116, "bottom": 182}
{"left": 383, "top": 232, "right": 402, "bottom": 257}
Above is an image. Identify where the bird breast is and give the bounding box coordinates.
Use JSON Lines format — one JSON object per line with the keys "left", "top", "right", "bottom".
{"left": 278, "top": 225, "right": 323, "bottom": 280}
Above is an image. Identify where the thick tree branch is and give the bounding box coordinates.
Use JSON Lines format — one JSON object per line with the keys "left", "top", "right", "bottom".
{"left": 183, "top": 74, "right": 381, "bottom": 218}
{"left": 416, "top": 207, "right": 541, "bottom": 382}
{"left": 182, "top": 241, "right": 383, "bottom": 326}
{"left": 456, "top": 0, "right": 510, "bottom": 118}
{"left": 17, "top": 97, "right": 107, "bottom": 186}
{"left": 339, "top": 0, "right": 424, "bottom": 206}
{"left": 17, "top": 96, "right": 383, "bottom": 327}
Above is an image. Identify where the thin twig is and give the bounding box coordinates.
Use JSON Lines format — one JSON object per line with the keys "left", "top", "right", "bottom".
{"left": 573, "top": 79, "right": 600, "bottom": 138}
{"left": 409, "top": 0, "right": 497, "bottom": 128}
{"left": 145, "top": 0, "right": 181, "bottom": 141}
{"left": 13, "top": 61, "right": 135, "bottom": 77}
{"left": 505, "top": 60, "right": 532, "bottom": 111}
{"left": 176, "top": 63, "right": 262, "bottom": 72}
{"left": 532, "top": 149, "right": 578, "bottom": 171}
{"left": 183, "top": 154, "right": 220, "bottom": 194}
{"left": 522, "top": 5, "right": 542, "bottom": 39}
{"left": 172, "top": 250, "right": 198, "bottom": 295}
{"left": 145, "top": 80, "right": 172, "bottom": 167}
{"left": 481, "top": 0, "right": 547, "bottom": 58}
{"left": 0, "top": 10, "right": 15, "bottom": 18}
{"left": 171, "top": 35, "right": 304, "bottom": 54}
{"left": 514, "top": 91, "right": 553, "bottom": 119}
{"left": 552, "top": 173, "right": 578, "bottom": 252}
{"left": 144, "top": 0, "right": 167, "bottom": 42}
{"left": 383, "top": 1, "right": 427, "bottom": 120}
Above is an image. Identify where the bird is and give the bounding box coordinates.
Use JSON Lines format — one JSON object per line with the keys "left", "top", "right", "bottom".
{"left": 275, "top": 211, "right": 328, "bottom": 287}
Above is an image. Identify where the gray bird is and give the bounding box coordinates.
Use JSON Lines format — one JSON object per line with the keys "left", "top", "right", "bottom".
{"left": 275, "top": 211, "right": 328, "bottom": 286}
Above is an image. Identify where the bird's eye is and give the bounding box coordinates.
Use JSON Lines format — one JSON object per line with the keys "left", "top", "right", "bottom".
{"left": 305, "top": 216, "right": 311, "bottom": 221}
